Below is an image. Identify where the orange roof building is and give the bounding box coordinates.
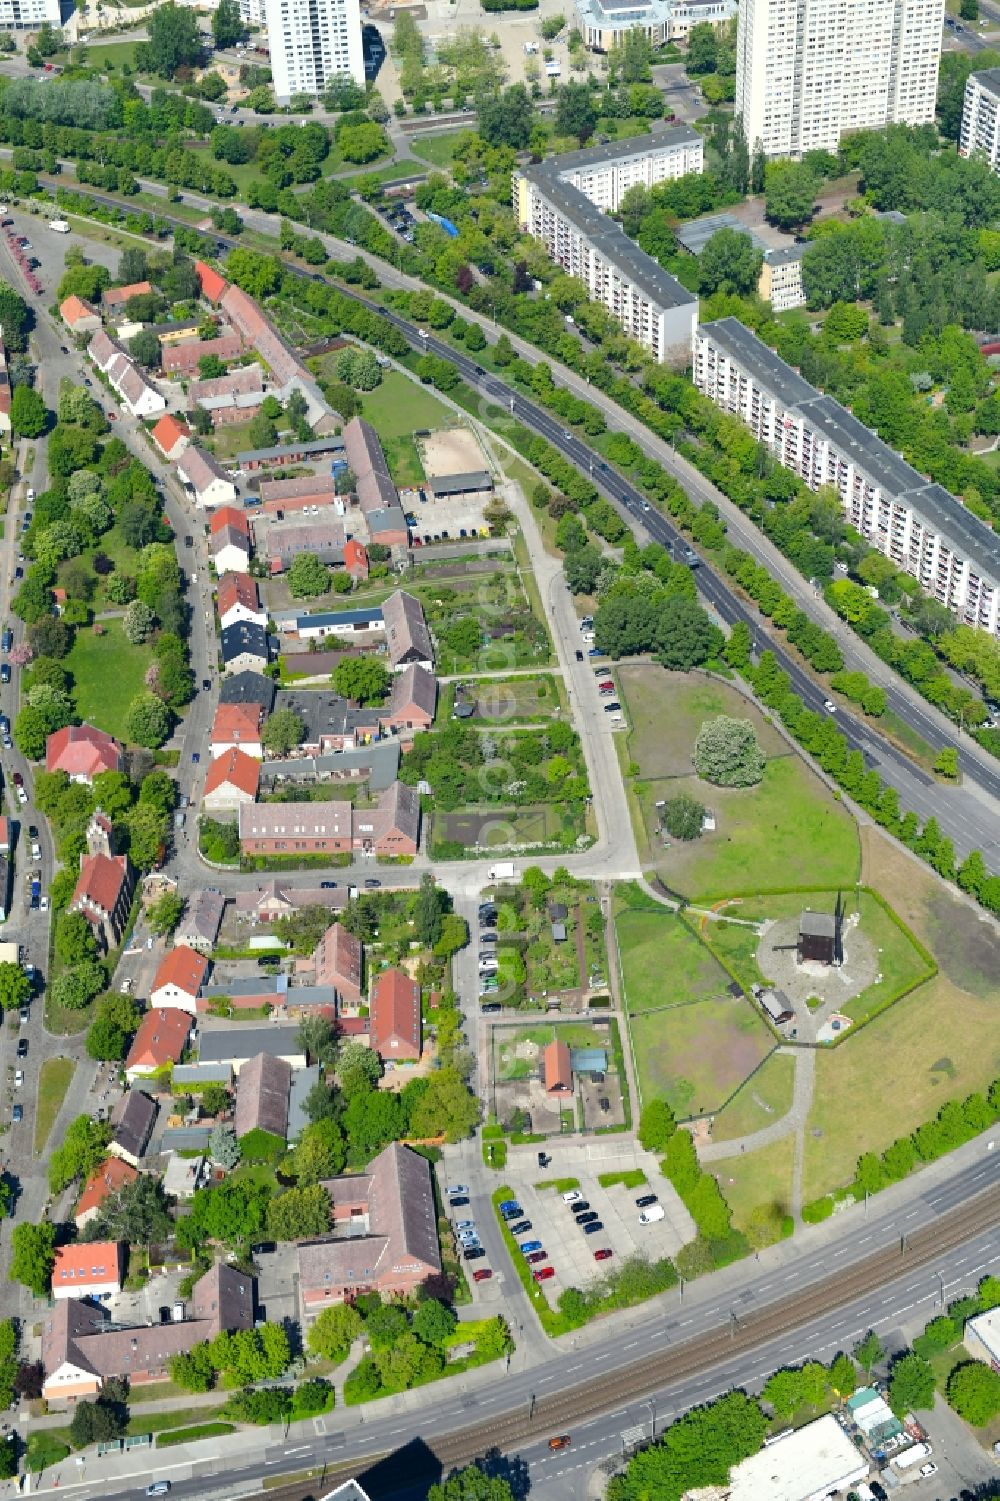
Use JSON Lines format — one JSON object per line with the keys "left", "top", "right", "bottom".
{"left": 370, "top": 967, "right": 421, "bottom": 1061}
{"left": 217, "top": 571, "right": 265, "bottom": 627}
{"left": 151, "top": 945, "right": 210, "bottom": 1015}
{"left": 195, "top": 260, "right": 229, "bottom": 305}
{"left": 52, "top": 1242, "right": 124, "bottom": 1301}
{"left": 344, "top": 539, "right": 369, "bottom": 580}
{"left": 203, "top": 747, "right": 260, "bottom": 813}
{"left": 125, "top": 1008, "right": 191, "bottom": 1079}
{"left": 151, "top": 413, "right": 191, "bottom": 460}
{"left": 74, "top": 1158, "right": 138, "bottom": 1229}
{"left": 102, "top": 280, "right": 153, "bottom": 308}
{"left": 210, "top": 701, "right": 264, "bottom": 757}
{"left": 47, "top": 723, "right": 122, "bottom": 783}
{"left": 543, "top": 1039, "right": 572, "bottom": 1095}
{"left": 209, "top": 505, "right": 250, "bottom": 538}
{"left": 60, "top": 295, "right": 101, "bottom": 333}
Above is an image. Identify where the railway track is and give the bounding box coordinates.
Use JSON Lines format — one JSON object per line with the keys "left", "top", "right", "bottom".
{"left": 260, "top": 1185, "right": 1000, "bottom": 1500}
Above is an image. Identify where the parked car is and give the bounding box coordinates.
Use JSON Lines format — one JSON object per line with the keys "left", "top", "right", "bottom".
{"left": 364, "top": 878, "right": 381, "bottom": 889}
{"left": 0, "top": 665, "right": 9, "bottom": 684}
{"left": 636, "top": 1194, "right": 659, "bottom": 1209}
{"left": 448, "top": 1195, "right": 470, "bottom": 1208}
{"left": 533, "top": 1266, "right": 554, "bottom": 1281}
{"left": 576, "top": 1211, "right": 598, "bottom": 1225}
{"left": 571, "top": 1202, "right": 592, "bottom": 1216}
{"left": 594, "top": 1248, "right": 613, "bottom": 1261}
{"left": 584, "top": 1221, "right": 604, "bottom": 1235}
{"left": 520, "top": 1240, "right": 543, "bottom": 1255}
{"left": 456, "top": 1219, "right": 476, "bottom": 1232}
{"left": 463, "top": 1246, "right": 485, "bottom": 1261}
{"left": 16, "top": 1038, "right": 27, "bottom": 1059}
{"left": 525, "top": 1250, "right": 547, "bottom": 1265}
{"left": 473, "top": 1268, "right": 493, "bottom": 1282}
{"left": 509, "top": 1220, "right": 532, "bottom": 1236}
{"left": 14, "top": 1070, "right": 23, "bottom": 1088}
{"left": 446, "top": 1184, "right": 469, "bottom": 1197}
{"left": 480, "top": 932, "right": 498, "bottom": 945}
{"left": 562, "top": 1189, "right": 583, "bottom": 1204}
{"left": 11, "top": 1105, "right": 22, "bottom": 1123}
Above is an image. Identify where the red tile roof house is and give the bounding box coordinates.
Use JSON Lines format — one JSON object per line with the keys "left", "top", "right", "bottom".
{"left": 52, "top": 1242, "right": 124, "bottom": 1303}
{"left": 124, "top": 1008, "right": 191, "bottom": 1083}
{"left": 217, "top": 571, "right": 266, "bottom": 631}
{"left": 370, "top": 968, "right": 421, "bottom": 1062}
{"left": 543, "top": 1039, "right": 573, "bottom": 1095}
{"left": 344, "top": 539, "right": 369, "bottom": 581}
{"left": 258, "top": 474, "right": 338, "bottom": 510}
{"left": 298, "top": 1143, "right": 440, "bottom": 1313}
{"left": 60, "top": 296, "right": 101, "bottom": 334}
{"left": 0, "top": 817, "right": 8, "bottom": 855}
{"left": 161, "top": 331, "right": 244, "bottom": 376}
{"left": 308, "top": 922, "right": 363, "bottom": 1005}
{"left": 210, "top": 505, "right": 251, "bottom": 540}
{"left": 46, "top": 723, "right": 122, "bottom": 783}
{"left": 195, "top": 259, "right": 229, "bottom": 305}
{"left": 239, "top": 800, "right": 353, "bottom": 858}
{"left": 210, "top": 703, "right": 264, "bottom": 759}
{"left": 42, "top": 1262, "right": 255, "bottom": 1403}
{"left": 352, "top": 780, "right": 421, "bottom": 858}
{"left": 151, "top": 412, "right": 191, "bottom": 461}
{"left": 69, "top": 847, "right": 136, "bottom": 951}
{"left": 102, "top": 280, "right": 153, "bottom": 310}
{"left": 150, "top": 945, "right": 210, "bottom": 1016}
{"left": 178, "top": 446, "right": 237, "bottom": 509}
{"left": 203, "top": 747, "right": 261, "bottom": 815}
{"left": 74, "top": 1158, "right": 138, "bottom": 1231}
{"left": 211, "top": 524, "right": 252, "bottom": 576}
{"left": 234, "top": 1052, "right": 291, "bottom": 1142}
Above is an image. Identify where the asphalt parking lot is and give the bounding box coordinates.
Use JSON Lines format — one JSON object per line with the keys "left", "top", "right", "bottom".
{"left": 501, "top": 1168, "right": 689, "bottom": 1291}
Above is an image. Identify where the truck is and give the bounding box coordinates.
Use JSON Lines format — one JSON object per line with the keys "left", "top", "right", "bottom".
{"left": 487, "top": 863, "right": 516, "bottom": 882}
{"left": 48, "top": 219, "right": 70, "bottom": 234}
{"left": 893, "top": 1443, "right": 932, "bottom": 1472}
{"left": 30, "top": 876, "right": 41, "bottom": 910}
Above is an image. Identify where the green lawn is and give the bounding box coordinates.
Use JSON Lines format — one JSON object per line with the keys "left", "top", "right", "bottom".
{"left": 86, "top": 39, "right": 141, "bottom": 70}
{"left": 63, "top": 619, "right": 155, "bottom": 741}
{"left": 617, "top": 909, "right": 731, "bottom": 1011}
{"left": 721, "top": 1135, "right": 796, "bottom": 1232}
{"left": 455, "top": 674, "right": 566, "bottom": 724}
{"left": 34, "top": 1057, "right": 75, "bottom": 1155}
{"left": 408, "top": 131, "right": 467, "bottom": 167}
{"left": 711, "top": 1050, "right": 797, "bottom": 1142}
{"left": 627, "top": 997, "right": 775, "bottom": 1118}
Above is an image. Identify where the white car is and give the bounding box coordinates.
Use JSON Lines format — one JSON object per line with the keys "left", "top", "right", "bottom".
{"left": 39, "top": 895, "right": 48, "bottom": 912}
{"left": 120, "top": 977, "right": 134, "bottom": 993}
{"left": 446, "top": 1184, "right": 469, "bottom": 1197}
{"left": 16, "top": 787, "right": 27, "bottom": 805}
{"left": 456, "top": 1219, "right": 476, "bottom": 1231}
{"left": 919, "top": 1464, "right": 938, "bottom": 1478}
{"left": 562, "top": 1189, "right": 583, "bottom": 1204}
{"left": 823, "top": 699, "right": 837, "bottom": 713}
{"left": 13, "top": 1070, "right": 23, "bottom": 1088}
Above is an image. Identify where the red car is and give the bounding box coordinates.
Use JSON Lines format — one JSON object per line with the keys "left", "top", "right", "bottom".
{"left": 594, "top": 1248, "right": 613, "bottom": 1261}
{"left": 526, "top": 1250, "right": 547, "bottom": 1265}
{"left": 473, "top": 1268, "right": 493, "bottom": 1282}
{"left": 533, "top": 1266, "right": 554, "bottom": 1282}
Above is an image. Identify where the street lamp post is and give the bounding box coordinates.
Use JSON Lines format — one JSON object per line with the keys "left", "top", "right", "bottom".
{"left": 644, "top": 1399, "right": 656, "bottom": 1442}
{"left": 936, "top": 1270, "right": 946, "bottom": 1307}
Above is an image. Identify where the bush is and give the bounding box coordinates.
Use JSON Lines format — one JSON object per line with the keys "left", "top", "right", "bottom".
{"left": 662, "top": 793, "right": 705, "bottom": 841}
{"left": 802, "top": 1195, "right": 835, "bottom": 1223}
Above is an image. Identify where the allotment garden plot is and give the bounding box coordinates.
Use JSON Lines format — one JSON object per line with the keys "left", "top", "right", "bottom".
{"left": 490, "top": 1019, "right": 627, "bottom": 1135}
{"left": 617, "top": 907, "right": 775, "bottom": 1119}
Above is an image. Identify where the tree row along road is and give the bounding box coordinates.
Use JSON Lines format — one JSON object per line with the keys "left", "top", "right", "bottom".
{"left": 35, "top": 169, "right": 1000, "bottom": 805}
{"left": 31, "top": 184, "right": 1000, "bottom": 864}
{"left": 256, "top": 1184, "right": 1000, "bottom": 1501}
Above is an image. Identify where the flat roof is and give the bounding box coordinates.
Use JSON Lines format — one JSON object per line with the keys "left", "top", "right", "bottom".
{"left": 726, "top": 1415, "right": 868, "bottom": 1501}
{"left": 971, "top": 66, "right": 1000, "bottom": 95}
{"left": 428, "top": 471, "right": 494, "bottom": 495}
{"left": 238, "top": 437, "right": 344, "bottom": 463}
{"left": 675, "top": 211, "right": 770, "bottom": 256}
{"left": 701, "top": 318, "right": 1000, "bottom": 581}
{"left": 541, "top": 123, "right": 701, "bottom": 177}
{"left": 967, "top": 1306, "right": 1000, "bottom": 1360}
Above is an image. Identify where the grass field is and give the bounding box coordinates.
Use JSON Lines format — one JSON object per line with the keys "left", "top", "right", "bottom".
{"left": 408, "top": 132, "right": 467, "bottom": 167}
{"left": 802, "top": 828, "right": 1000, "bottom": 1198}
{"left": 86, "top": 39, "right": 141, "bottom": 70}
{"left": 617, "top": 667, "right": 860, "bottom": 899}
{"left": 64, "top": 619, "right": 155, "bottom": 741}
{"left": 356, "top": 372, "right": 453, "bottom": 484}
{"left": 720, "top": 1135, "right": 796, "bottom": 1231}
{"left": 34, "top": 1057, "right": 75, "bottom": 1155}
{"left": 460, "top": 674, "right": 566, "bottom": 724}
{"left": 628, "top": 997, "right": 774, "bottom": 1118}
{"left": 617, "top": 909, "right": 730, "bottom": 1011}
{"left": 711, "top": 1050, "right": 797, "bottom": 1142}
{"left": 433, "top": 804, "right": 564, "bottom": 849}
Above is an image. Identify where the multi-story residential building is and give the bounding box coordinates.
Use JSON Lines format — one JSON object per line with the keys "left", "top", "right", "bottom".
{"left": 264, "top": 0, "right": 365, "bottom": 102}
{"left": 758, "top": 244, "right": 808, "bottom": 312}
{"left": 736, "top": 0, "right": 945, "bottom": 158}
{"left": 693, "top": 317, "right": 1000, "bottom": 634}
{"left": 574, "top": 0, "right": 734, "bottom": 52}
{"left": 960, "top": 68, "right": 1000, "bottom": 170}
{"left": 514, "top": 130, "right": 703, "bottom": 363}
{"left": 0, "top": 0, "right": 62, "bottom": 29}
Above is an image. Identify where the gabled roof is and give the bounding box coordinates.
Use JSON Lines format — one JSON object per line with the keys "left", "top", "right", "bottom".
{"left": 178, "top": 889, "right": 226, "bottom": 948}
{"left": 190, "top": 366, "right": 263, "bottom": 402}
{"left": 75, "top": 1157, "right": 137, "bottom": 1223}
{"left": 344, "top": 539, "right": 369, "bottom": 573}
{"left": 221, "top": 620, "right": 268, "bottom": 664}
{"left": 219, "top": 671, "right": 276, "bottom": 711}
{"left": 152, "top": 945, "right": 210, "bottom": 998}
{"left": 212, "top": 525, "right": 251, "bottom": 562}
{"left": 61, "top": 295, "right": 98, "bottom": 326}
{"left": 382, "top": 590, "right": 434, "bottom": 667}
{"left": 544, "top": 1039, "right": 572, "bottom": 1092}
{"left": 151, "top": 413, "right": 190, "bottom": 456}
{"left": 217, "top": 572, "right": 261, "bottom": 619}
{"left": 299, "top": 1143, "right": 441, "bottom": 1288}
{"left": 239, "top": 800, "right": 352, "bottom": 842}
{"left": 371, "top": 967, "right": 421, "bottom": 1056}
{"left": 209, "top": 504, "right": 250, "bottom": 537}
{"left": 234, "top": 1051, "right": 291, "bottom": 1140}
{"left": 204, "top": 746, "right": 261, "bottom": 798}
{"left": 388, "top": 664, "right": 437, "bottom": 720}
{"left": 47, "top": 723, "right": 122, "bottom": 780}
{"left": 311, "top": 922, "right": 363, "bottom": 998}
{"left": 73, "top": 852, "right": 129, "bottom": 916}
{"left": 109, "top": 1089, "right": 157, "bottom": 1161}
{"left": 178, "top": 445, "right": 234, "bottom": 498}
{"left": 195, "top": 260, "right": 229, "bottom": 304}
{"left": 103, "top": 280, "right": 153, "bottom": 306}
{"left": 125, "top": 1008, "right": 191, "bottom": 1072}
{"left": 53, "top": 1241, "right": 122, "bottom": 1289}
{"left": 211, "top": 702, "right": 264, "bottom": 745}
